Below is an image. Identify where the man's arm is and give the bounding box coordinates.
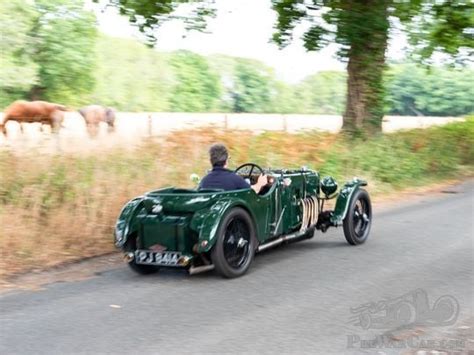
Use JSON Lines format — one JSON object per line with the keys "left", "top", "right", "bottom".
{"left": 251, "top": 174, "right": 267, "bottom": 194}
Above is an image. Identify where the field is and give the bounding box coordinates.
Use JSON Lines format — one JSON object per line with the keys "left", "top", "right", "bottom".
{"left": 0, "top": 118, "right": 473, "bottom": 281}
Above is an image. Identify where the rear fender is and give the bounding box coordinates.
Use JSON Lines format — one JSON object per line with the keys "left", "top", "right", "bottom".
{"left": 114, "top": 196, "right": 145, "bottom": 248}
{"left": 190, "top": 198, "right": 255, "bottom": 253}
{"left": 330, "top": 178, "right": 367, "bottom": 225}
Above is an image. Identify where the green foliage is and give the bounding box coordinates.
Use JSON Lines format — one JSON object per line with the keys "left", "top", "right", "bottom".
{"left": 102, "top": 0, "right": 474, "bottom": 134}
{"left": 208, "top": 55, "right": 293, "bottom": 113}
{"left": 231, "top": 59, "right": 273, "bottom": 113}
{"left": 404, "top": 1, "right": 474, "bottom": 61}
{"left": 93, "top": 35, "right": 173, "bottom": 111}
{"left": 1, "top": 118, "right": 472, "bottom": 208}
{"left": 1, "top": 119, "right": 472, "bottom": 276}
{"left": 168, "top": 51, "right": 221, "bottom": 112}
{"left": 269, "top": 80, "right": 300, "bottom": 114}
{"left": 0, "top": 0, "right": 38, "bottom": 107}
{"left": 33, "top": 0, "right": 98, "bottom": 105}
{"left": 319, "top": 118, "right": 474, "bottom": 188}
{"left": 0, "top": 0, "right": 97, "bottom": 107}
{"left": 271, "top": 0, "right": 473, "bottom": 64}
{"left": 385, "top": 64, "right": 474, "bottom": 116}
{"left": 1, "top": 0, "right": 471, "bottom": 117}
{"left": 109, "top": 0, "right": 217, "bottom": 45}
{"left": 294, "top": 71, "right": 347, "bottom": 114}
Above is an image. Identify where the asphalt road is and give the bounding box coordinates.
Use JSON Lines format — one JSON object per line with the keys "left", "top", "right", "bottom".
{"left": 1, "top": 182, "right": 473, "bottom": 354}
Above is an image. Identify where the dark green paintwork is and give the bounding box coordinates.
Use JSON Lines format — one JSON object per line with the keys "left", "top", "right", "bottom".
{"left": 331, "top": 178, "right": 367, "bottom": 225}
{"left": 114, "top": 169, "right": 368, "bottom": 266}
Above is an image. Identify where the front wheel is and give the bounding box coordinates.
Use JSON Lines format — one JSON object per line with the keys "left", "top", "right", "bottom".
{"left": 211, "top": 207, "right": 256, "bottom": 278}
{"left": 343, "top": 189, "right": 372, "bottom": 245}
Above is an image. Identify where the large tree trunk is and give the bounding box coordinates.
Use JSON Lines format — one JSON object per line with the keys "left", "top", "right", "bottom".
{"left": 342, "top": 1, "right": 389, "bottom": 136}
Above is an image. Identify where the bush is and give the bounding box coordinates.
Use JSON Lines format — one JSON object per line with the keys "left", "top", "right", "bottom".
{"left": 0, "top": 119, "right": 472, "bottom": 279}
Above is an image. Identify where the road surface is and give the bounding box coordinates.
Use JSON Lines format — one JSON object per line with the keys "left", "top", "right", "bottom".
{"left": 0, "top": 182, "right": 473, "bottom": 354}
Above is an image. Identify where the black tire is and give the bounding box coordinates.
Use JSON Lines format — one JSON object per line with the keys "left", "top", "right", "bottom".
{"left": 211, "top": 207, "right": 256, "bottom": 278}
{"left": 343, "top": 189, "right": 372, "bottom": 245}
{"left": 126, "top": 235, "right": 160, "bottom": 275}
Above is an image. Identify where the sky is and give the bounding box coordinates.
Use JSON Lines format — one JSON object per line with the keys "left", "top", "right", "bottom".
{"left": 91, "top": 0, "right": 408, "bottom": 83}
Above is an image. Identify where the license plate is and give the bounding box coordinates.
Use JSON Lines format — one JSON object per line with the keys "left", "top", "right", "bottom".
{"left": 134, "top": 250, "right": 181, "bottom": 266}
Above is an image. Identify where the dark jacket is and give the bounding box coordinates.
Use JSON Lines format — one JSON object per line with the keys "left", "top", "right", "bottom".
{"left": 199, "top": 167, "right": 250, "bottom": 191}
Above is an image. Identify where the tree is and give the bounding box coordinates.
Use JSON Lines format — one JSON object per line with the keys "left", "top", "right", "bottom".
{"left": 168, "top": 51, "right": 221, "bottom": 112}
{"left": 272, "top": 0, "right": 473, "bottom": 134}
{"left": 32, "top": 0, "right": 98, "bottom": 105}
{"left": 107, "top": 0, "right": 473, "bottom": 135}
{"left": 0, "top": 0, "right": 38, "bottom": 107}
{"left": 385, "top": 64, "right": 474, "bottom": 116}
{"left": 231, "top": 59, "right": 273, "bottom": 113}
{"left": 295, "top": 71, "right": 346, "bottom": 114}
{"left": 0, "top": 0, "right": 98, "bottom": 108}
{"left": 269, "top": 81, "right": 300, "bottom": 114}
{"left": 93, "top": 35, "right": 173, "bottom": 111}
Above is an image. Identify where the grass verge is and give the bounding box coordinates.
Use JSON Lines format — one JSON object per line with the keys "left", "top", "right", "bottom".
{"left": 0, "top": 118, "right": 473, "bottom": 280}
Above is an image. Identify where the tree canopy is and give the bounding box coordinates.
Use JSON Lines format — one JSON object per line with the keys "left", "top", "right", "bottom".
{"left": 0, "top": 0, "right": 97, "bottom": 107}
{"left": 0, "top": 0, "right": 39, "bottom": 107}
{"left": 1, "top": 0, "right": 472, "bottom": 118}
{"left": 168, "top": 51, "right": 221, "bottom": 112}
{"left": 385, "top": 64, "right": 474, "bottom": 116}
{"left": 106, "top": 0, "right": 473, "bottom": 135}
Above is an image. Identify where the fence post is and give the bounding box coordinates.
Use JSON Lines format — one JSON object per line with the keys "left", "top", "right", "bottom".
{"left": 282, "top": 114, "right": 288, "bottom": 132}
{"left": 148, "top": 113, "right": 152, "bottom": 137}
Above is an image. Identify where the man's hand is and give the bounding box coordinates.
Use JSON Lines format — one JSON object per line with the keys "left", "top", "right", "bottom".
{"left": 251, "top": 174, "right": 268, "bottom": 194}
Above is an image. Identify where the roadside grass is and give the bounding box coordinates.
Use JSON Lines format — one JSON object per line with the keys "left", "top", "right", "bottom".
{"left": 0, "top": 118, "right": 472, "bottom": 280}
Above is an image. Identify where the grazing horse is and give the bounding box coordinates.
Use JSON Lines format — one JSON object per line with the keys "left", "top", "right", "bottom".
{"left": 78, "top": 105, "right": 116, "bottom": 137}
{"left": 1, "top": 100, "right": 66, "bottom": 136}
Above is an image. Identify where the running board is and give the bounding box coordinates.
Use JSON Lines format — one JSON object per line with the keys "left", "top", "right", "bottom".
{"left": 257, "top": 229, "right": 314, "bottom": 252}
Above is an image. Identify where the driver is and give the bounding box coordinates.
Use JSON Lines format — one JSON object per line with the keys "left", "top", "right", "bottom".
{"left": 199, "top": 143, "right": 267, "bottom": 193}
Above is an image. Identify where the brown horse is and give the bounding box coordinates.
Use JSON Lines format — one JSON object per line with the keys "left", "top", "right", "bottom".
{"left": 1, "top": 100, "right": 67, "bottom": 136}
{"left": 78, "top": 105, "right": 116, "bottom": 137}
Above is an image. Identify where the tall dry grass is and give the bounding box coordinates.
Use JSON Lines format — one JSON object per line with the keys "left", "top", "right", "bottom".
{"left": 1, "top": 120, "right": 472, "bottom": 280}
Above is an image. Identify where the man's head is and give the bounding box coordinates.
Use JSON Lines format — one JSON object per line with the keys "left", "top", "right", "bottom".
{"left": 209, "top": 143, "right": 229, "bottom": 167}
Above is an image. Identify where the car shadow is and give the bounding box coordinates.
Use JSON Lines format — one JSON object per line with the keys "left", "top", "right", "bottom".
{"left": 101, "top": 236, "right": 351, "bottom": 284}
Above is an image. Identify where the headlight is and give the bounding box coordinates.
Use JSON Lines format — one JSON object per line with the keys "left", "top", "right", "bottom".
{"left": 321, "top": 176, "right": 338, "bottom": 197}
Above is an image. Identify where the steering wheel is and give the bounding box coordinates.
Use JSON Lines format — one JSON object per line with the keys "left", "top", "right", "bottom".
{"left": 234, "top": 163, "right": 265, "bottom": 182}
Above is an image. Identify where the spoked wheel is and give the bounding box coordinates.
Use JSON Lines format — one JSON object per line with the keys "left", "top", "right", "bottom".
{"left": 211, "top": 207, "right": 256, "bottom": 278}
{"left": 343, "top": 189, "right": 372, "bottom": 245}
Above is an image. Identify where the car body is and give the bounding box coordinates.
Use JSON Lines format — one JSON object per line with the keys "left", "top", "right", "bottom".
{"left": 114, "top": 164, "right": 372, "bottom": 278}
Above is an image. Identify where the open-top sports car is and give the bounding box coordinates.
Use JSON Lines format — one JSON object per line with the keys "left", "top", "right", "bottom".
{"left": 114, "top": 163, "right": 372, "bottom": 278}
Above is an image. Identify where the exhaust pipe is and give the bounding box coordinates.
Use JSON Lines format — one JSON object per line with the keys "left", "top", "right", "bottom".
{"left": 257, "top": 238, "right": 284, "bottom": 252}
{"left": 257, "top": 229, "right": 314, "bottom": 253}
{"left": 188, "top": 264, "right": 215, "bottom": 275}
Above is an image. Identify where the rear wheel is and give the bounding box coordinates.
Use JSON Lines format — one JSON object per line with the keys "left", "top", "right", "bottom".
{"left": 211, "top": 207, "right": 256, "bottom": 278}
{"left": 343, "top": 189, "right": 372, "bottom": 245}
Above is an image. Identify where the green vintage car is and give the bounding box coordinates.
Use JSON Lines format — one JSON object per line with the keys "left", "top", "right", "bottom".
{"left": 114, "top": 163, "right": 372, "bottom": 278}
